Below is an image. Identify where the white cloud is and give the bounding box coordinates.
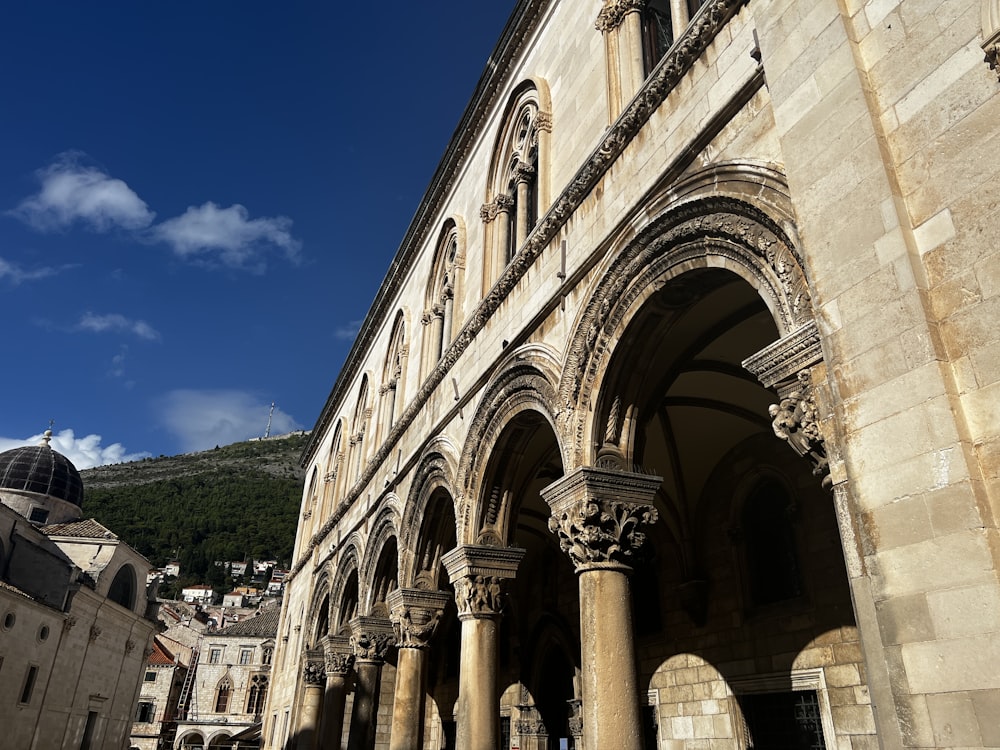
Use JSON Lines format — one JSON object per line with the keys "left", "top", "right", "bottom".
{"left": 77, "top": 312, "right": 161, "bottom": 341}
{"left": 152, "top": 202, "right": 301, "bottom": 271}
{"left": 156, "top": 389, "right": 301, "bottom": 452}
{"left": 10, "top": 153, "right": 155, "bottom": 232}
{"left": 334, "top": 319, "right": 363, "bottom": 340}
{"left": 0, "top": 429, "right": 151, "bottom": 470}
{"left": 0, "top": 256, "right": 68, "bottom": 284}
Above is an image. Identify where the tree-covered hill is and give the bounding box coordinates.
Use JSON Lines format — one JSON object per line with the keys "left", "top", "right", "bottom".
{"left": 80, "top": 432, "right": 309, "bottom": 578}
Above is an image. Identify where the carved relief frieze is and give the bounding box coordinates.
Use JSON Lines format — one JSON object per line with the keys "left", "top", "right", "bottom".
{"left": 321, "top": 635, "right": 355, "bottom": 676}
{"left": 535, "top": 110, "right": 553, "bottom": 133}
{"left": 768, "top": 369, "right": 830, "bottom": 488}
{"left": 442, "top": 545, "right": 525, "bottom": 619}
{"left": 742, "top": 321, "right": 822, "bottom": 390}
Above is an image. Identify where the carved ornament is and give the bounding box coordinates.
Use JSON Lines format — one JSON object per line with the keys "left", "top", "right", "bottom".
{"left": 768, "top": 369, "right": 830, "bottom": 488}
{"left": 349, "top": 616, "right": 396, "bottom": 662}
{"left": 742, "top": 321, "right": 822, "bottom": 390}
{"left": 454, "top": 575, "right": 506, "bottom": 617}
{"left": 125, "top": 639, "right": 136, "bottom": 655}
{"left": 441, "top": 544, "right": 525, "bottom": 619}
{"left": 302, "top": 652, "right": 326, "bottom": 686}
{"left": 387, "top": 588, "right": 450, "bottom": 649}
{"left": 595, "top": 0, "right": 646, "bottom": 32}
{"left": 62, "top": 616, "right": 77, "bottom": 632}
{"left": 535, "top": 110, "right": 553, "bottom": 133}
{"left": 480, "top": 193, "right": 516, "bottom": 223}
{"left": 542, "top": 466, "right": 662, "bottom": 572}
{"left": 89, "top": 625, "right": 102, "bottom": 642}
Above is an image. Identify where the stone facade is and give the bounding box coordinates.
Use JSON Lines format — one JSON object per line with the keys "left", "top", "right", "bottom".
{"left": 265, "top": 1, "right": 1000, "bottom": 748}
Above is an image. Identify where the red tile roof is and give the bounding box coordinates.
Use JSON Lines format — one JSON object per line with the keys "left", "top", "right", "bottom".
{"left": 148, "top": 638, "right": 175, "bottom": 666}
{"left": 41, "top": 518, "right": 116, "bottom": 539}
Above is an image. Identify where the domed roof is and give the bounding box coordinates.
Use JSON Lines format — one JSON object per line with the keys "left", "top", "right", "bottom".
{"left": 0, "top": 436, "right": 84, "bottom": 508}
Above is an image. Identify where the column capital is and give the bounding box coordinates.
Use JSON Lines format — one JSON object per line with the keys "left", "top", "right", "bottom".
{"left": 349, "top": 615, "right": 396, "bottom": 662}
{"left": 302, "top": 648, "right": 326, "bottom": 686}
{"left": 541, "top": 465, "right": 661, "bottom": 572}
{"left": 387, "top": 588, "right": 451, "bottom": 649}
{"left": 595, "top": 0, "right": 646, "bottom": 32}
{"left": 320, "top": 634, "right": 355, "bottom": 676}
{"left": 441, "top": 544, "right": 525, "bottom": 619}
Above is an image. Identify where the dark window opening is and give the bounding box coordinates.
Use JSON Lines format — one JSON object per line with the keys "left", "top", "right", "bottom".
{"left": 643, "top": 0, "right": 674, "bottom": 73}
{"left": 642, "top": 704, "right": 659, "bottom": 750}
{"left": 136, "top": 701, "right": 155, "bottom": 723}
{"left": 743, "top": 478, "right": 802, "bottom": 606}
{"left": 29, "top": 507, "right": 49, "bottom": 524}
{"left": 442, "top": 720, "right": 457, "bottom": 750}
{"left": 20, "top": 665, "right": 38, "bottom": 704}
{"left": 740, "top": 690, "right": 826, "bottom": 750}
{"left": 500, "top": 715, "right": 511, "bottom": 750}
{"left": 80, "top": 711, "right": 98, "bottom": 750}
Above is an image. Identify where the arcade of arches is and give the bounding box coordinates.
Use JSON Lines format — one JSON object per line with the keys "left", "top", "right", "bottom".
{"left": 264, "top": 0, "right": 1000, "bottom": 747}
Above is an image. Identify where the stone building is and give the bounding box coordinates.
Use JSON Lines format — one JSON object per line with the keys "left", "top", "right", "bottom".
{"left": 0, "top": 433, "right": 160, "bottom": 749}
{"left": 173, "top": 607, "right": 278, "bottom": 749}
{"left": 129, "top": 636, "right": 192, "bottom": 750}
{"left": 265, "top": 0, "right": 1000, "bottom": 748}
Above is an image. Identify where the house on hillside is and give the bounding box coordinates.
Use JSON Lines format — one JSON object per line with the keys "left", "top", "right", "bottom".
{"left": 182, "top": 585, "right": 215, "bottom": 604}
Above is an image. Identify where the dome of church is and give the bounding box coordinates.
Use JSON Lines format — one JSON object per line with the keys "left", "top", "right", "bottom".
{"left": 0, "top": 434, "right": 84, "bottom": 508}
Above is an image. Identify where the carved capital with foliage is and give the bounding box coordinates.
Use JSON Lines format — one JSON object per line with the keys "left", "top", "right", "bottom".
{"left": 595, "top": 0, "right": 646, "bottom": 32}
{"left": 388, "top": 588, "right": 450, "bottom": 649}
{"left": 321, "top": 634, "right": 354, "bottom": 676}
{"left": 542, "top": 466, "right": 661, "bottom": 572}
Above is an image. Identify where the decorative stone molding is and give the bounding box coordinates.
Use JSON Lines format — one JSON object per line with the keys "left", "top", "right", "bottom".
{"left": 442, "top": 544, "right": 525, "bottom": 619}
{"left": 768, "top": 369, "right": 830, "bottom": 488}
{"left": 124, "top": 638, "right": 136, "bottom": 655}
{"left": 480, "top": 193, "right": 516, "bottom": 223}
{"left": 516, "top": 705, "right": 548, "bottom": 735}
{"left": 513, "top": 160, "right": 536, "bottom": 184}
{"left": 302, "top": 650, "right": 326, "bottom": 686}
{"left": 89, "top": 625, "right": 102, "bottom": 642}
{"left": 291, "top": 0, "right": 747, "bottom": 583}
{"left": 542, "top": 466, "right": 661, "bottom": 572}
{"left": 742, "top": 321, "right": 822, "bottom": 390}
{"left": 63, "top": 615, "right": 77, "bottom": 632}
{"left": 986, "top": 42, "right": 1000, "bottom": 80}
{"left": 535, "top": 110, "right": 553, "bottom": 132}
{"left": 321, "top": 634, "right": 355, "bottom": 676}
{"left": 568, "top": 698, "right": 584, "bottom": 738}
{"left": 348, "top": 615, "right": 396, "bottom": 662}
{"left": 595, "top": 0, "right": 646, "bottom": 32}
{"left": 387, "top": 588, "right": 451, "bottom": 649}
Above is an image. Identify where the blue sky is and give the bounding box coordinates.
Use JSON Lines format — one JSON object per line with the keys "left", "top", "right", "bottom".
{"left": 0, "top": 2, "right": 516, "bottom": 467}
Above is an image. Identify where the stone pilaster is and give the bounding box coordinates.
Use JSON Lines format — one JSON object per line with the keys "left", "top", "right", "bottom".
{"left": 387, "top": 588, "right": 451, "bottom": 750}
{"left": 346, "top": 616, "right": 395, "bottom": 750}
{"left": 442, "top": 544, "right": 525, "bottom": 750}
{"left": 296, "top": 649, "right": 326, "bottom": 750}
{"left": 320, "top": 635, "right": 354, "bottom": 750}
{"left": 542, "top": 466, "right": 661, "bottom": 750}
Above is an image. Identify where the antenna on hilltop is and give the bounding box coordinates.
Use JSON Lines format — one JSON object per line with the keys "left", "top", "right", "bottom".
{"left": 264, "top": 402, "right": 275, "bottom": 439}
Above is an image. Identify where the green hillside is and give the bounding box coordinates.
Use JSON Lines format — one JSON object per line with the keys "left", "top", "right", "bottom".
{"left": 80, "top": 433, "right": 309, "bottom": 583}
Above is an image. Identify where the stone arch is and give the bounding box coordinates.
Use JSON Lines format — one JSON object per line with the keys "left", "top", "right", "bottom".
{"left": 321, "top": 417, "right": 347, "bottom": 521}
{"left": 330, "top": 543, "right": 362, "bottom": 632}
{"left": 108, "top": 562, "right": 137, "bottom": 611}
{"left": 206, "top": 730, "right": 233, "bottom": 748}
{"left": 360, "top": 503, "right": 401, "bottom": 614}
{"left": 423, "top": 218, "right": 467, "bottom": 375}
{"left": 456, "top": 347, "right": 567, "bottom": 543}
{"left": 560, "top": 185, "right": 816, "bottom": 467}
{"left": 177, "top": 730, "right": 205, "bottom": 749}
{"left": 378, "top": 310, "right": 410, "bottom": 445}
{"left": 400, "top": 445, "right": 460, "bottom": 588}
{"left": 306, "top": 571, "right": 332, "bottom": 645}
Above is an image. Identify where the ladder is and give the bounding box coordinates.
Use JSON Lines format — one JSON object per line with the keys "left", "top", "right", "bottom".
{"left": 176, "top": 642, "right": 200, "bottom": 720}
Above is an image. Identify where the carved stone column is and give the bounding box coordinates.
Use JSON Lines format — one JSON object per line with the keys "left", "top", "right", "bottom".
{"left": 513, "top": 160, "right": 535, "bottom": 249}
{"left": 441, "top": 544, "right": 525, "bottom": 750}
{"left": 542, "top": 466, "right": 661, "bottom": 750}
{"left": 596, "top": 0, "right": 647, "bottom": 118}
{"left": 346, "top": 616, "right": 396, "bottom": 750}
{"left": 296, "top": 649, "right": 326, "bottom": 750}
{"left": 320, "top": 635, "right": 354, "bottom": 750}
{"left": 387, "top": 588, "right": 451, "bottom": 750}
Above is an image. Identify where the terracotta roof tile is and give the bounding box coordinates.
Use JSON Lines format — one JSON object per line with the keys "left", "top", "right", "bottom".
{"left": 217, "top": 608, "right": 280, "bottom": 637}
{"left": 148, "top": 638, "right": 175, "bottom": 665}
{"left": 41, "top": 518, "right": 116, "bottom": 539}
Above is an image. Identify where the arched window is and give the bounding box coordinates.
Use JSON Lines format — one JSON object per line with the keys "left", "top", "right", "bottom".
{"left": 246, "top": 674, "right": 268, "bottom": 716}
{"left": 742, "top": 478, "right": 802, "bottom": 606}
{"left": 424, "top": 222, "right": 465, "bottom": 374}
{"left": 381, "top": 312, "right": 408, "bottom": 434}
{"left": 642, "top": 0, "right": 673, "bottom": 72}
{"left": 108, "top": 564, "right": 137, "bottom": 611}
{"left": 214, "top": 676, "right": 232, "bottom": 713}
{"left": 483, "top": 83, "right": 550, "bottom": 287}
{"left": 349, "top": 377, "right": 371, "bottom": 482}
{"left": 322, "top": 422, "right": 344, "bottom": 520}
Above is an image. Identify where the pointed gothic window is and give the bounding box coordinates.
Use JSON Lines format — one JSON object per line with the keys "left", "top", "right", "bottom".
{"left": 246, "top": 674, "right": 269, "bottom": 716}
{"left": 214, "top": 676, "right": 232, "bottom": 713}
